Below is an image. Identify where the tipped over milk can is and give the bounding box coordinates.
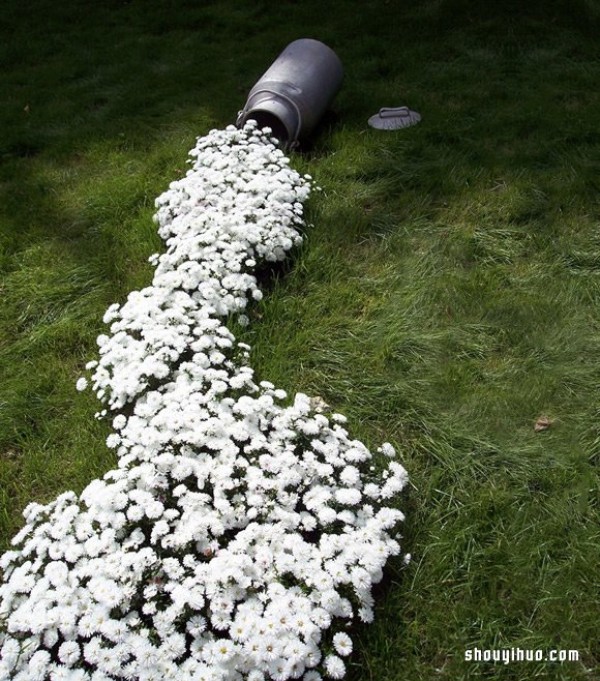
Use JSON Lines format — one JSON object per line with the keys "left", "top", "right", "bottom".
{"left": 236, "top": 38, "right": 343, "bottom": 149}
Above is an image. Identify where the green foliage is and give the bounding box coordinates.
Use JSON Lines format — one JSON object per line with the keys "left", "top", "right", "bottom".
{"left": 0, "top": 0, "right": 598, "bottom": 679}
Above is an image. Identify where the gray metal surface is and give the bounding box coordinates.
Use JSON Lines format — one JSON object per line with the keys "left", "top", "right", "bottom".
{"left": 237, "top": 39, "right": 344, "bottom": 149}
{"left": 368, "top": 106, "right": 421, "bottom": 130}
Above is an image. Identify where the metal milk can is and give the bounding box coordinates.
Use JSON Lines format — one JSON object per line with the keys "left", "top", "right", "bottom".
{"left": 237, "top": 38, "right": 343, "bottom": 149}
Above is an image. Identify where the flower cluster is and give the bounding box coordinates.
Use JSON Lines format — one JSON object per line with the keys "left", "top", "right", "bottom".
{"left": 0, "top": 123, "right": 408, "bottom": 681}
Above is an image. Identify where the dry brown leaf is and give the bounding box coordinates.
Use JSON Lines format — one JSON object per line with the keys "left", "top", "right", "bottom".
{"left": 534, "top": 415, "right": 553, "bottom": 432}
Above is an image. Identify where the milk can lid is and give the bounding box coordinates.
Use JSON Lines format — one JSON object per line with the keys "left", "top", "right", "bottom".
{"left": 368, "top": 106, "right": 421, "bottom": 130}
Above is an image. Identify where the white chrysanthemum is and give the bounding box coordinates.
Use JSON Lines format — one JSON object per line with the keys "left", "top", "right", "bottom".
{"left": 332, "top": 632, "right": 353, "bottom": 657}
{"left": 303, "top": 672, "right": 322, "bottom": 681}
{"left": 378, "top": 442, "right": 395, "bottom": 457}
{"left": 334, "top": 488, "right": 362, "bottom": 506}
{"left": 1, "top": 638, "right": 21, "bottom": 671}
{"left": 324, "top": 654, "right": 346, "bottom": 679}
{"left": 0, "top": 122, "right": 408, "bottom": 681}
{"left": 58, "top": 641, "right": 81, "bottom": 666}
{"left": 339, "top": 465, "right": 360, "bottom": 487}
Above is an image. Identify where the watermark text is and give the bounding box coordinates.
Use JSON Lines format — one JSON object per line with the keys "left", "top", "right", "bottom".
{"left": 465, "top": 648, "right": 579, "bottom": 665}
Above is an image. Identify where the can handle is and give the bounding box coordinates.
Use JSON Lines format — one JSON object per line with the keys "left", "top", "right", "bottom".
{"left": 379, "top": 107, "right": 410, "bottom": 118}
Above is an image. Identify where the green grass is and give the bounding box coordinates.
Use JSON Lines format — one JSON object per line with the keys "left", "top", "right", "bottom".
{"left": 1, "top": 0, "right": 599, "bottom": 679}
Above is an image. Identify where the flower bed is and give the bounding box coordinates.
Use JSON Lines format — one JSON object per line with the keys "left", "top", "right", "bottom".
{"left": 0, "top": 123, "right": 408, "bottom": 681}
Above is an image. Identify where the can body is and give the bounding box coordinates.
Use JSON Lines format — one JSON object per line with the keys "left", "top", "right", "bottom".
{"left": 237, "top": 39, "right": 343, "bottom": 149}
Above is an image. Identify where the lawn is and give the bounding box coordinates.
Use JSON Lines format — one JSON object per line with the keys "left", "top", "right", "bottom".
{"left": 1, "top": 0, "right": 599, "bottom": 679}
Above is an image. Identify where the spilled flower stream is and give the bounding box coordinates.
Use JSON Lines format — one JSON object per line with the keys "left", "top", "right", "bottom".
{"left": 0, "top": 123, "right": 408, "bottom": 681}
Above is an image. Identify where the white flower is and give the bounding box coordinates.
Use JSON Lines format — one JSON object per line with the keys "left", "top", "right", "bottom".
{"left": 358, "top": 607, "right": 374, "bottom": 623}
{"left": 162, "top": 633, "right": 186, "bottom": 659}
{"left": 106, "top": 433, "right": 120, "bottom": 448}
{"left": 29, "top": 650, "right": 52, "bottom": 678}
{"left": 1, "top": 638, "right": 21, "bottom": 671}
{"left": 58, "top": 641, "right": 80, "bottom": 666}
{"left": 45, "top": 560, "right": 69, "bottom": 586}
{"left": 332, "top": 633, "right": 353, "bottom": 657}
{"left": 78, "top": 614, "right": 96, "bottom": 638}
{"left": 84, "top": 536, "right": 103, "bottom": 557}
{"left": 303, "top": 672, "right": 322, "bottom": 681}
{"left": 215, "top": 639, "right": 237, "bottom": 662}
{"left": 247, "top": 671, "right": 265, "bottom": 681}
{"left": 187, "top": 615, "right": 207, "bottom": 637}
{"left": 211, "top": 611, "right": 231, "bottom": 630}
{"left": 76, "top": 377, "right": 88, "bottom": 391}
{"left": 309, "top": 607, "right": 331, "bottom": 631}
{"left": 350, "top": 566, "right": 371, "bottom": 591}
{"left": 257, "top": 636, "right": 281, "bottom": 662}
{"left": 324, "top": 654, "right": 346, "bottom": 679}
{"left": 363, "top": 483, "right": 380, "bottom": 499}
{"left": 317, "top": 507, "right": 337, "bottom": 525}
{"left": 378, "top": 442, "right": 395, "bottom": 457}
{"left": 339, "top": 466, "right": 360, "bottom": 487}
{"left": 142, "top": 601, "right": 157, "bottom": 615}
{"left": 334, "top": 488, "right": 362, "bottom": 506}
{"left": 126, "top": 505, "right": 144, "bottom": 522}
{"left": 267, "top": 658, "right": 289, "bottom": 681}
{"left": 112, "top": 414, "right": 127, "bottom": 430}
